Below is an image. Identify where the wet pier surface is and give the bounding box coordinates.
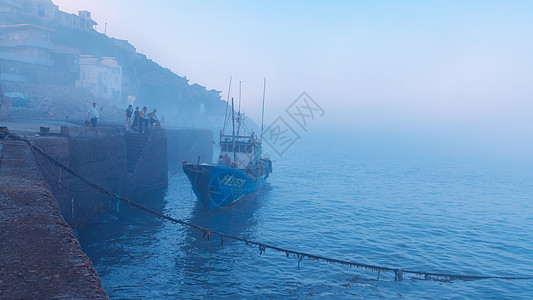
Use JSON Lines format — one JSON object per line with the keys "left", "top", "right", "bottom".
{"left": 0, "top": 139, "right": 107, "bottom": 299}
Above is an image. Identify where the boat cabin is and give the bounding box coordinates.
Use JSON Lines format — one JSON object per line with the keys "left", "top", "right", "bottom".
{"left": 219, "top": 131, "right": 261, "bottom": 169}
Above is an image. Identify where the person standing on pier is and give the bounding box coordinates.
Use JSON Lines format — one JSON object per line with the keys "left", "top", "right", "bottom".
{"left": 148, "top": 108, "right": 159, "bottom": 128}
{"left": 138, "top": 106, "right": 148, "bottom": 133}
{"left": 88, "top": 103, "right": 103, "bottom": 127}
{"left": 125, "top": 104, "right": 133, "bottom": 131}
{"left": 132, "top": 106, "right": 140, "bottom": 130}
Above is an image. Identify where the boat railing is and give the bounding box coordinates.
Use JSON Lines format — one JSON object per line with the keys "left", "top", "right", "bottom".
{"left": 221, "top": 134, "right": 254, "bottom": 140}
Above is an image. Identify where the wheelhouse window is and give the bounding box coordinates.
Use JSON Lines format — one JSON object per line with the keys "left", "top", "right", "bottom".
{"left": 221, "top": 142, "right": 253, "bottom": 153}
{"left": 221, "top": 143, "right": 230, "bottom": 152}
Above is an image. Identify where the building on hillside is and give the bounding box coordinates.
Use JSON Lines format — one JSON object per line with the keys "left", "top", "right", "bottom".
{"left": 0, "top": 23, "right": 54, "bottom": 83}
{"left": 0, "top": 1, "right": 100, "bottom": 85}
{"left": 75, "top": 55, "right": 122, "bottom": 101}
{"left": 49, "top": 44, "right": 81, "bottom": 85}
{"left": 0, "top": 0, "right": 97, "bottom": 31}
{"left": 207, "top": 89, "right": 221, "bottom": 99}
{"left": 0, "top": 0, "right": 57, "bottom": 22}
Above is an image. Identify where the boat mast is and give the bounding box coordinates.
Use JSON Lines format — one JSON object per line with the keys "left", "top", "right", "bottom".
{"left": 231, "top": 97, "right": 236, "bottom": 163}
{"left": 222, "top": 76, "right": 232, "bottom": 135}
{"left": 260, "top": 77, "right": 266, "bottom": 142}
{"left": 237, "top": 81, "right": 242, "bottom": 136}
{"left": 238, "top": 81, "right": 242, "bottom": 113}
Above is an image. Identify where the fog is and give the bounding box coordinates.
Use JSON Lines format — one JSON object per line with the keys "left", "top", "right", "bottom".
{"left": 54, "top": 0, "right": 533, "bottom": 160}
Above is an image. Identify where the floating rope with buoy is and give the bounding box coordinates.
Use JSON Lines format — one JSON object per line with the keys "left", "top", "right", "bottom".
{"left": 3, "top": 128, "right": 532, "bottom": 282}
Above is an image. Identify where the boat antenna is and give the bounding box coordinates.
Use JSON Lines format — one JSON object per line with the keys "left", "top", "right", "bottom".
{"left": 231, "top": 97, "right": 236, "bottom": 162}
{"left": 223, "top": 76, "right": 232, "bottom": 134}
{"left": 260, "top": 77, "right": 266, "bottom": 142}
{"left": 237, "top": 81, "right": 242, "bottom": 136}
{"left": 238, "top": 81, "right": 242, "bottom": 114}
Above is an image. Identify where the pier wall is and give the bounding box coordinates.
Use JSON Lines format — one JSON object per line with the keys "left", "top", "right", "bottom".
{"left": 33, "top": 127, "right": 168, "bottom": 228}
{"left": 28, "top": 126, "right": 211, "bottom": 228}
{"left": 0, "top": 124, "right": 212, "bottom": 297}
{"left": 0, "top": 124, "right": 213, "bottom": 297}
{"left": 0, "top": 140, "right": 107, "bottom": 298}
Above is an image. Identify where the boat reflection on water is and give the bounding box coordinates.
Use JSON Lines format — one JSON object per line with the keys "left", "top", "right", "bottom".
{"left": 174, "top": 183, "right": 272, "bottom": 280}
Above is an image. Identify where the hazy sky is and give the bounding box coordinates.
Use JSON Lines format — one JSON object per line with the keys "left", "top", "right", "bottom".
{"left": 53, "top": 0, "right": 533, "bottom": 158}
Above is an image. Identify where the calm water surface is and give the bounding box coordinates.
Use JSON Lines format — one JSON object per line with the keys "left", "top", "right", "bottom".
{"left": 78, "top": 146, "right": 533, "bottom": 298}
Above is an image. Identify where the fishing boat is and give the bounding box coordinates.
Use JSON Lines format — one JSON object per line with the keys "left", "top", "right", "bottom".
{"left": 183, "top": 79, "right": 272, "bottom": 209}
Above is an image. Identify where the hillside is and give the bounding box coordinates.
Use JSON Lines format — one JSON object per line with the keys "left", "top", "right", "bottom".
{"left": 1, "top": 3, "right": 227, "bottom": 128}
{"left": 52, "top": 27, "right": 226, "bottom": 126}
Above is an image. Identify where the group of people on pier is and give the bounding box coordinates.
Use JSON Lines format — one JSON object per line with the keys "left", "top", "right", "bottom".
{"left": 125, "top": 105, "right": 160, "bottom": 133}
{"left": 87, "top": 103, "right": 160, "bottom": 133}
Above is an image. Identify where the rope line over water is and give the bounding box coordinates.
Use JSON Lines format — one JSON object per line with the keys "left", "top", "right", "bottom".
{"left": 5, "top": 129, "right": 532, "bottom": 282}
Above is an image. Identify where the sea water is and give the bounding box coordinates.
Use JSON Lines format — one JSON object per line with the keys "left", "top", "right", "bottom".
{"left": 78, "top": 143, "right": 533, "bottom": 298}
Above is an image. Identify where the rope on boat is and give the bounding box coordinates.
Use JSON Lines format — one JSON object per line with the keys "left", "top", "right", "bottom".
{"left": 4, "top": 129, "right": 532, "bottom": 282}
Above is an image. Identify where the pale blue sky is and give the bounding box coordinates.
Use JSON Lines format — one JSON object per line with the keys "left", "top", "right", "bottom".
{"left": 54, "top": 0, "right": 533, "bottom": 158}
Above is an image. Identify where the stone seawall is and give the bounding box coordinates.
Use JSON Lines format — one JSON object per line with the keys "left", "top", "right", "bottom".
{"left": 0, "top": 123, "right": 213, "bottom": 297}
{"left": 0, "top": 140, "right": 108, "bottom": 298}
{"left": 1, "top": 124, "right": 213, "bottom": 228}
{"left": 32, "top": 126, "right": 168, "bottom": 228}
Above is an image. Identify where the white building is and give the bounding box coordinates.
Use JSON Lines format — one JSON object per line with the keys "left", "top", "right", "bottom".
{"left": 75, "top": 55, "right": 122, "bottom": 101}
{"left": 0, "top": 0, "right": 97, "bottom": 31}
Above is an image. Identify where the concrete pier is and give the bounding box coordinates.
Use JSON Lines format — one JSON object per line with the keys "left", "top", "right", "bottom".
{"left": 0, "top": 122, "right": 213, "bottom": 229}
{"left": 33, "top": 126, "right": 168, "bottom": 228}
{"left": 0, "top": 140, "right": 107, "bottom": 299}
{"left": 0, "top": 121, "right": 213, "bottom": 297}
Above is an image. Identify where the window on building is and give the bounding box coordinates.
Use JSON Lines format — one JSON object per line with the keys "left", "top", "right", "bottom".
{"left": 38, "top": 4, "right": 45, "bottom": 17}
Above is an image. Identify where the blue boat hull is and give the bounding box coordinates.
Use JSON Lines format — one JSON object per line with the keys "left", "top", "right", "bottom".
{"left": 183, "top": 163, "right": 269, "bottom": 209}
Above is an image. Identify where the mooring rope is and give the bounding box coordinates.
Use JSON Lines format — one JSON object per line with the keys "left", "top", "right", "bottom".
{"left": 31, "top": 146, "right": 92, "bottom": 193}
{"left": 4, "top": 129, "right": 532, "bottom": 282}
